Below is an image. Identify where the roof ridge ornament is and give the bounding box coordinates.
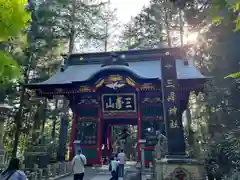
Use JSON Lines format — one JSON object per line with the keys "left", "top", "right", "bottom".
{"left": 60, "top": 54, "right": 68, "bottom": 72}
{"left": 101, "top": 52, "right": 129, "bottom": 67}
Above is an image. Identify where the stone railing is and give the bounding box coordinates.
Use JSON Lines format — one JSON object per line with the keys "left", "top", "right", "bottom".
{"left": 1, "top": 160, "right": 72, "bottom": 179}
{"left": 23, "top": 162, "right": 72, "bottom": 180}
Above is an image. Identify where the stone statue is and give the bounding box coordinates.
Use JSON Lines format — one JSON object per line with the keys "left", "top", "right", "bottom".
{"left": 155, "top": 131, "right": 167, "bottom": 159}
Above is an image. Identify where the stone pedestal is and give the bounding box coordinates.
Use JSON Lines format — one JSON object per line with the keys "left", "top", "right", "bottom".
{"left": 155, "top": 157, "right": 204, "bottom": 180}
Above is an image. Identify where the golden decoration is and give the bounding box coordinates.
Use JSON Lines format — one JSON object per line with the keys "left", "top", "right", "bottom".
{"left": 126, "top": 77, "right": 136, "bottom": 87}
{"left": 140, "top": 83, "right": 155, "bottom": 90}
{"left": 95, "top": 79, "right": 105, "bottom": 88}
{"left": 107, "top": 75, "right": 122, "bottom": 82}
{"left": 170, "top": 120, "right": 179, "bottom": 128}
{"left": 79, "top": 86, "right": 92, "bottom": 92}
{"left": 167, "top": 92, "right": 176, "bottom": 102}
{"left": 166, "top": 79, "right": 176, "bottom": 88}
{"left": 169, "top": 106, "right": 177, "bottom": 115}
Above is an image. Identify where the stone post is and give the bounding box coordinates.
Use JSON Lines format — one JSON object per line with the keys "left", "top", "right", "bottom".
{"left": 47, "top": 164, "right": 51, "bottom": 177}
{"left": 0, "top": 104, "right": 12, "bottom": 166}
{"left": 138, "top": 139, "right": 146, "bottom": 180}
{"left": 0, "top": 118, "right": 4, "bottom": 163}
{"left": 155, "top": 55, "right": 205, "bottom": 180}
{"left": 52, "top": 163, "right": 57, "bottom": 177}
{"left": 68, "top": 161, "right": 72, "bottom": 173}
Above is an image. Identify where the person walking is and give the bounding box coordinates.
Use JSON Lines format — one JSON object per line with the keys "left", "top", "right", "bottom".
{"left": 117, "top": 149, "right": 125, "bottom": 180}
{"left": 71, "top": 149, "right": 87, "bottom": 180}
{"left": 109, "top": 156, "right": 119, "bottom": 180}
{"left": 0, "top": 157, "right": 27, "bottom": 180}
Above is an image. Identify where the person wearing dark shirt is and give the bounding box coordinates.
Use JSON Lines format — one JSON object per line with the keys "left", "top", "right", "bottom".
{"left": 0, "top": 158, "right": 27, "bottom": 180}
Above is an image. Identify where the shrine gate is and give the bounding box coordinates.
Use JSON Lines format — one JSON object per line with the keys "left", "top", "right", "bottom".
{"left": 27, "top": 47, "right": 206, "bottom": 165}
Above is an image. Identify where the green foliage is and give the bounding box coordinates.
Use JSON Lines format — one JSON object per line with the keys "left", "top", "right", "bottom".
{"left": 0, "top": 51, "right": 21, "bottom": 83}
{"left": 3, "top": 0, "right": 116, "bottom": 160}
{"left": 0, "top": 0, "right": 30, "bottom": 41}
{"left": 218, "top": 131, "right": 240, "bottom": 166}
{"left": 223, "top": 170, "right": 240, "bottom": 180}
{"left": 0, "top": 0, "right": 30, "bottom": 83}
{"left": 120, "top": 0, "right": 182, "bottom": 49}
{"left": 209, "top": 0, "right": 240, "bottom": 31}
{"left": 225, "top": 72, "right": 240, "bottom": 79}
{"left": 189, "top": 0, "right": 240, "bottom": 175}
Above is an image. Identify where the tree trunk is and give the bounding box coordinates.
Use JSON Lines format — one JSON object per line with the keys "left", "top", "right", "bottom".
{"left": 68, "top": 0, "right": 77, "bottom": 53}
{"left": 163, "top": 4, "right": 171, "bottom": 47}
{"left": 40, "top": 98, "right": 48, "bottom": 135}
{"left": 51, "top": 99, "right": 58, "bottom": 140}
{"left": 57, "top": 0, "right": 76, "bottom": 161}
{"left": 12, "top": 53, "right": 33, "bottom": 157}
{"left": 179, "top": 9, "right": 184, "bottom": 47}
{"left": 12, "top": 85, "right": 26, "bottom": 157}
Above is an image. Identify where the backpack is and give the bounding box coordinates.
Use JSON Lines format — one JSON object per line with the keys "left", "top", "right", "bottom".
{"left": 109, "top": 163, "right": 112, "bottom": 172}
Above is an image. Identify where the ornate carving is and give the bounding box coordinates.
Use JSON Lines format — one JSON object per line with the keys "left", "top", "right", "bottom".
{"left": 142, "top": 116, "right": 163, "bottom": 120}
{"left": 125, "top": 77, "right": 136, "bottom": 87}
{"left": 107, "top": 75, "right": 122, "bottom": 82}
{"left": 105, "top": 82, "right": 125, "bottom": 89}
{"left": 103, "top": 112, "right": 137, "bottom": 119}
{"left": 139, "top": 83, "right": 156, "bottom": 91}
{"left": 77, "top": 95, "right": 98, "bottom": 105}
{"left": 55, "top": 88, "right": 63, "bottom": 93}
{"left": 105, "top": 75, "right": 125, "bottom": 89}
{"left": 95, "top": 79, "right": 105, "bottom": 88}
{"left": 142, "top": 97, "right": 162, "bottom": 103}
{"left": 36, "top": 89, "right": 43, "bottom": 94}
{"left": 79, "top": 86, "right": 92, "bottom": 92}
{"left": 79, "top": 117, "right": 96, "bottom": 120}
{"left": 169, "top": 168, "right": 189, "bottom": 180}
{"left": 95, "top": 75, "right": 137, "bottom": 89}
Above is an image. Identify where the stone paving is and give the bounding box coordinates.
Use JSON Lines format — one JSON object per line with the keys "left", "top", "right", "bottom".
{"left": 60, "top": 174, "right": 111, "bottom": 180}
{"left": 59, "top": 161, "right": 150, "bottom": 180}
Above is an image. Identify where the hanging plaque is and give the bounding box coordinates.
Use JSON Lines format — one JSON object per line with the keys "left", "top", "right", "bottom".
{"left": 102, "top": 93, "right": 136, "bottom": 112}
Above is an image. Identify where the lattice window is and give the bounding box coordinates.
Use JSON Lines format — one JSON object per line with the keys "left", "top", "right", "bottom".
{"left": 75, "top": 121, "right": 98, "bottom": 145}
{"left": 141, "top": 106, "right": 163, "bottom": 117}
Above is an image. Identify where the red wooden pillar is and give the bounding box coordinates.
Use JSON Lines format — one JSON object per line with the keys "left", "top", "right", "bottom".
{"left": 97, "top": 105, "right": 102, "bottom": 165}
{"left": 70, "top": 112, "right": 77, "bottom": 160}
{"left": 107, "top": 125, "right": 112, "bottom": 158}
{"left": 137, "top": 91, "right": 141, "bottom": 161}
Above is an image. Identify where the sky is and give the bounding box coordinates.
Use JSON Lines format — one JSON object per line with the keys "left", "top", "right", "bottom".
{"left": 75, "top": 0, "right": 150, "bottom": 52}
{"left": 110, "top": 0, "right": 150, "bottom": 23}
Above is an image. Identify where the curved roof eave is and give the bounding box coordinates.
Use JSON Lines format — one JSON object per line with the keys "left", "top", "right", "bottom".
{"left": 27, "top": 60, "right": 207, "bottom": 87}
{"left": 77, "top": 65, "right": 159, "bottom": 82}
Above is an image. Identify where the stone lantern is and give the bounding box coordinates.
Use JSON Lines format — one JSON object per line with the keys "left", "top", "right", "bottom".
{"left": 0, "top": 104, "right": 12, "bottom": 165}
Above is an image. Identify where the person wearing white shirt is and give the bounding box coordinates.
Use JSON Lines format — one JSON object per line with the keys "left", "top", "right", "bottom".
{"left": 109, "top": 156, "right": 119, "bottom": 180}
{"left": 71, "top": 149, "right": 87, "bottom": 180}
{"left": 117, "top": 149, "right": 125, "bottom": 179}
